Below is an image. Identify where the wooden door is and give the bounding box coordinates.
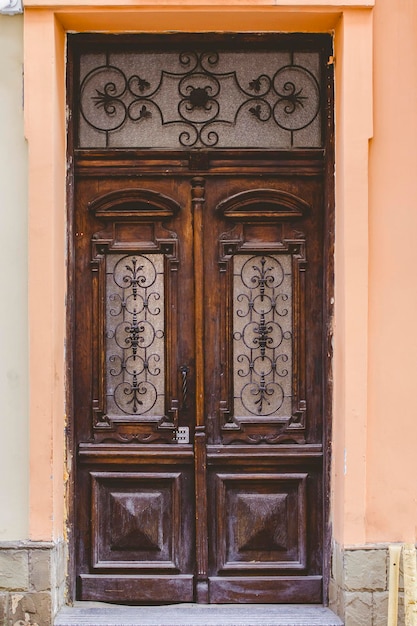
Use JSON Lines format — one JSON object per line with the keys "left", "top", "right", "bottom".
{"left": 69, "top": 34, "right": 333, "bottom": 605}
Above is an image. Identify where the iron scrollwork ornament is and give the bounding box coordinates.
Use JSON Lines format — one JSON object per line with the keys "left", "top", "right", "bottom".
{"left": 106, "top": 254, "right": 165, "bottom": 417}
{"left": 233, "top": 255, "right": 293, "bottom": 419}
{"left": 79, "top": 50, "right": 321, "bottom": 148}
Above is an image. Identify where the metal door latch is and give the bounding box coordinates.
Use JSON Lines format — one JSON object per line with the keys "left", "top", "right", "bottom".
{"left": 175, "top": 426, "right": 190, "bottom": 444}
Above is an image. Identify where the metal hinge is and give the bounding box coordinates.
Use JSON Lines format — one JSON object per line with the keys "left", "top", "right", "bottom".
{"left": 175, "top": 426, "right": 190, "bottom": 444}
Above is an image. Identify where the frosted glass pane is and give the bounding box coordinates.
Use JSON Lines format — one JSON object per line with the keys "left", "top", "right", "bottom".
{"left": 105, "top": 254, "right": 165, "bottom": 418}
{"left": 78, "top": 49, "right": 322, "bottom": 149}
{"left": 233, "top": 255, "right": 292, "bottom": 419}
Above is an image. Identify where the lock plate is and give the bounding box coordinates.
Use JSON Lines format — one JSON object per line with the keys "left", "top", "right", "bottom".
{"left": 175, "top": 426, "right": 190, "bottom": 444}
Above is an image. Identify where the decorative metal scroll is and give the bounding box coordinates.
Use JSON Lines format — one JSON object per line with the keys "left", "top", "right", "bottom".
{"left": 78, "top": 50, "right": 322, "bottom": 149}
{"left": 233, "top": 255, "right": 292, "bottom": 419}
{"left": 105, "top": 253, "right": 165, "bottom": 418}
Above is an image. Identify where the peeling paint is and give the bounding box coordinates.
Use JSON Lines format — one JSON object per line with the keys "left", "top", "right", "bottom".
{"left": 13, "top": 611, "right": 39, "bottom": 626}
{"left": 11, "top": 594, "right": 23, "bottom": 614}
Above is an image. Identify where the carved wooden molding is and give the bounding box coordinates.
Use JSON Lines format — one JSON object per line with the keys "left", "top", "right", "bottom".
{"left": 215, "top": 472, "right": 308, "bottom": 572}
{"left": 218, "top": 230, "right": 307, "bottom": 445}
{"left": 90, "top": 471, "right": 182, "bottom": 571}
{"left": 88, "top": 188, "right": 181, "bottom": 220}
{"left": 90, "top": 226, "right": 180, "bottom": 443}
{"left": 217, "top": 189, "right": 311, "bottom": 221}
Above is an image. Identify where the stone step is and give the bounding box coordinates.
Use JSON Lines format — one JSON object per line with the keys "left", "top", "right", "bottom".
{"left": 55, "top": 603, "right": 344, "bottom": 626}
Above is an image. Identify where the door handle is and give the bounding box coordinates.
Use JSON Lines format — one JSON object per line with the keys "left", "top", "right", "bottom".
{"left": 180, "top": 365, "right": 189, "bottom": 409}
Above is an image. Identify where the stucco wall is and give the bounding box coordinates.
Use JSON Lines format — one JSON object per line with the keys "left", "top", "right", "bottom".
{"left": 0, "top": 15, "right": 28, "bottom": 541}
{"left": 22, "top": 1, "right": 377, "bottom": 549}
{"left": 367, "top": 0, "right": 417, "bottom": 543}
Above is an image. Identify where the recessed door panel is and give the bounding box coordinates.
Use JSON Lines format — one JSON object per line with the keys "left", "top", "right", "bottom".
{"left": 215, "top": 472, "right": 308, "bottom": 571}
{"left": 90, "top": 471, "right": 184, "bottom": 570}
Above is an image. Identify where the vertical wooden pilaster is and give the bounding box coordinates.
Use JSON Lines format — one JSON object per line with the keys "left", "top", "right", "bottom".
{"left": 191, "top": 177, "right": 209, "bottom": 603}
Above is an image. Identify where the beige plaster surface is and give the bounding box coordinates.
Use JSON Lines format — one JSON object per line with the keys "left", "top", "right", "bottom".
{"left": 0, "top": 15, "right": 29, "bottom": 540}
{"left": 20, "top": 0, "right": 417, "bottom": 549}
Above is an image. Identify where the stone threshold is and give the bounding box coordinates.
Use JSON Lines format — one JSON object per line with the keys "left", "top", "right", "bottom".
{"left": 55, "top": 602, "right": 344, "bottom": 626}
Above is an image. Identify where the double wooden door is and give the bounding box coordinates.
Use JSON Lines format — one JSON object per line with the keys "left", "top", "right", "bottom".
{"left": 73, "top": 161, "right": 327, "bottom": 604}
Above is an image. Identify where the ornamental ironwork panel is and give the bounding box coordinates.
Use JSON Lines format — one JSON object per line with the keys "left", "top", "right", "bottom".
{"left": 78, "top": 49, "right": 322, "bottom": 149}
{"left": 233, "top": 254, "right": 292, "bottom": 419}
{"left": 105, "top": 253, "right": 165, "bottom": 418}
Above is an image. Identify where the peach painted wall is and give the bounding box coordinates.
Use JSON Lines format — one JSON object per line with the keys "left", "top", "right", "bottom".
{"left": 19, "top": 0, "right": 417, "bottom": 549}
{"left": 332, "top": 8, "right": 373, "bottom": 546}
{"left": 24, "top": 11, "right": 66, "bottom": 541}
{"left": 366, "top": 0, "right": 417, "bottom": 543}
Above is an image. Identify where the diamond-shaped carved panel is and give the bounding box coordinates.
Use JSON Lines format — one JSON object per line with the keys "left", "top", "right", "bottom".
{"left": 215, "top": 472, "right": 307, "bottom": 572}
{"left": 236, "top": 493, "right": 288, "bottom": 552}
{"left": 110, "top": 492, "right": 162, "bottom": 551}
{"left": 91, "top": 472, "right": 181, "bottom": 570}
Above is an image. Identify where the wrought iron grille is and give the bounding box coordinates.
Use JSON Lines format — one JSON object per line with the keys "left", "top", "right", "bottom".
{"left": 105, "top": 253, "right": 165, "bottom": 418}
{"left": 78, "top": 49, "right": 322, "bottom": 149}
{"left": 233, "top": 254, "right": 292, "bottom": 419}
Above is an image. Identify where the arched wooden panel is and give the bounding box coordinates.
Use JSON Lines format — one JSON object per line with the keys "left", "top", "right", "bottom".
{"left": 217, "top": 188, "right": 311, "bottom": 220}
{"left": 88, "top": 188, "right": 181, "bottom": 220}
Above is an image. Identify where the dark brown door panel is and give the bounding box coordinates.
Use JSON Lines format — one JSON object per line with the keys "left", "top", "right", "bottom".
{"left": 208, "top": 576, "right": 322, "bottom": 604}
{"left": 79, "top": 574, "right": 194, "bottom": 603}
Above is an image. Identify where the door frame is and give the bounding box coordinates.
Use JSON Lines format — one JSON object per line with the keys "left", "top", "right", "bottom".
{"left": 67, "top": 31, "right": 334, "bottom": 604}
{"left": 22, "top": 3, "right": 373, "bottom": 610}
